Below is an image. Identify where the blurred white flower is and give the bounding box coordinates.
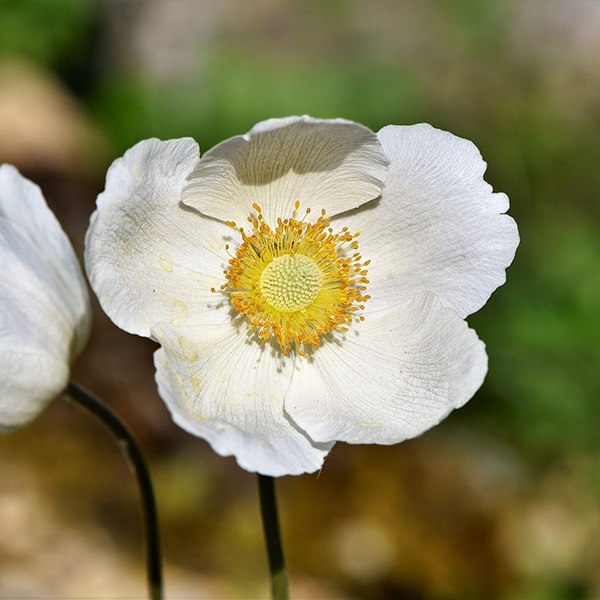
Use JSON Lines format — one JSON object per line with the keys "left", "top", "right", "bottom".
{"left": 85, "top": 116, "right": 518, "bottom": 476}
{"left": 0, "top": 165, "right": 91, "bottom": 431}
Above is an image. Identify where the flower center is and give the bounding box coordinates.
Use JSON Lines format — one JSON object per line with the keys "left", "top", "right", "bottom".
{"left": 259, "top": 254, "right": 323, "bottom": 313}
{"left": 215, "top": 202, "right": 370, "bottom": 355}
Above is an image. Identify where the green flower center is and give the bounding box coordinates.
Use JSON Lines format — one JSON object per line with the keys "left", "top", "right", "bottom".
{"left": 259, "top": 253, "right": 323, "bottom": 313}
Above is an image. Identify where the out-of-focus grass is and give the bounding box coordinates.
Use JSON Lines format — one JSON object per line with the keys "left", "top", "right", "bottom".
{"left": 0, "top": 0, "right": 99, "bottom": 76}
{"left": 90, "top": 53, "right": 426, "bottom": 157}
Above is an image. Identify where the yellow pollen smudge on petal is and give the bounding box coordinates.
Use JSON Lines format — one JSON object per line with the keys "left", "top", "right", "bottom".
{"left": 219, "top": 203, "right": 370, "bottom": 354}
{"left": 158, "top": 251, "right": 173, "bottom": 272}
{"left": 170, "top": 299, "right": 188, "bottom": 326}
{"left": 177, "top": 336, "right": 198, "bottom": 362}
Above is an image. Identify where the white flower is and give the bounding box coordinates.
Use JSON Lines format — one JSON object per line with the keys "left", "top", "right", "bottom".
{"left": 0, "top": 165, "right": 91, "bottom": 431}
{"left": 85, "top": 116, "right": 519, "bottom": 476}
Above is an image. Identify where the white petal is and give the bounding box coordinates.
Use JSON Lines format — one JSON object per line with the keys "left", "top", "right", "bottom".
{"left": 0, "top": 307, "right": 68, "bottom": 431}
{"left": 0, "top": 165, "right": 90, "bottom": 356}
{"left": 0, "top": 165, "right": 90, "bottom": 429}
{"left": 153, "top": 320, "right": 332, "bottom": 476}
{"left": 181, "top": 116, "right": 388, "bottom": 226}
{"left": 336, "top": 124, "right": 519, "bottom": 318}
{"left": 285, "top": 293, "right": 487, "bottom": 444}
{"left": 85, "top": 138, "right": 233, "bottom": 338}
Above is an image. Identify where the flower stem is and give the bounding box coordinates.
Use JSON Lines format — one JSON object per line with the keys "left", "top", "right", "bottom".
{"left": 65, "top": 381, "right": 163, "bottom": 600}
{"left": 258, "top": 474, "right": 289, "bottom": 600}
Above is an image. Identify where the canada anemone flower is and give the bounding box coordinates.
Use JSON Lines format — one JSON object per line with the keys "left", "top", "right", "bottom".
{"left": 85, "top": 116, "right": 518, "bottom": 476}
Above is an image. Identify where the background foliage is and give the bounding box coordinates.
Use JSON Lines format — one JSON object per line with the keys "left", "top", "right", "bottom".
{"left": 1, "top": 1, "right": 599, "bottom": 598}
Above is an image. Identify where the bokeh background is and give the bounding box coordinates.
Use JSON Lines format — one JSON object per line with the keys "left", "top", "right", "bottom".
{"left": 1, "top": 1, "right": 600, "bottom": 598}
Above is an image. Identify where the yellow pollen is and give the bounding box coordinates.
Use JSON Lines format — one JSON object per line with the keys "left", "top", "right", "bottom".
{"left": 259, "top": 254, "right": 322, "bottom": 313}
{"left": 219, "top": 203, "right": 370, "bottom": 354}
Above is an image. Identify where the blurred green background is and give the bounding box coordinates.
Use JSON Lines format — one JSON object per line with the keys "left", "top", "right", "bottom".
{"left": 1, "top": 0, "right": 599, "bottom": 598}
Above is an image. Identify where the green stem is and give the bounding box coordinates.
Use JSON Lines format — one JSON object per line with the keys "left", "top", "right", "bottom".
{"left": 65, "top": 381, "right": 163, "bottom": 600}
{"left": 258, "top": 474, "right": 289, "bottom": 600}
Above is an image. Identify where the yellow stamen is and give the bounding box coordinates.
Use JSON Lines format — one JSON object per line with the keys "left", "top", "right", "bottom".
{"left": 219, "top": 204, "right": 370, "bottom": 354}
